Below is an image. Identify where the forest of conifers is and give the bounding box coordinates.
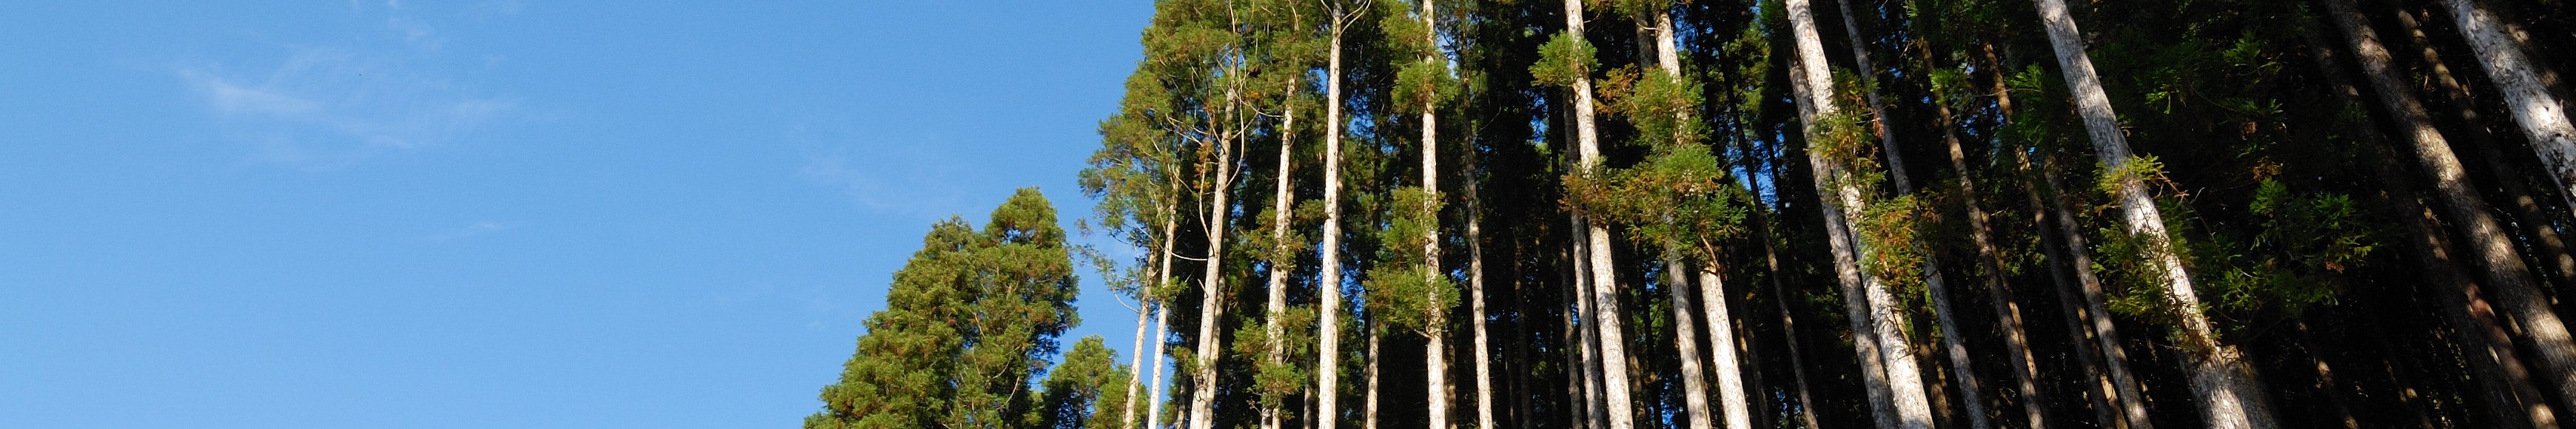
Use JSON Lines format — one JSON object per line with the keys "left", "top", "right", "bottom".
{"left": 802, "top": 0, "right": 2576, "bottom": 428}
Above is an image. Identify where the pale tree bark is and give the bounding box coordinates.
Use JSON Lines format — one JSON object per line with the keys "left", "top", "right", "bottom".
{"left": 2030, "top": 0, "right": 2275, "bottom": 426}
{"left": 2019, "top": 152, "right": 2125, "bottom": 429}
{"left": 1465, "top": 104, "right": 1496, "bottom": 429}
{"left": 1187, "top": 61, "right": 1242, "bottom": 429}
{"left": 1640, "top": 7, "right": 1721, "bottom": 429}
{"left": 2312, "top": 7, "right": 2560, "bottom": 425}
{"left": 1418, "top": 4, "right": 1452, "bottom": 428}
{"left": 1124, "top": 295, "right": 1152, "bottom": 429}
{"left": 2321, "top": 0, "right": 2576, "bottom": 425}
{"left": 2435, "top": 0, "right": 2576, "bottom": 214}
{"left": 1694, "top": 266, "right": 1752, "bottom": 429}
{"left": 1559, "top": 0, "right": 1640, "bottom": 426}
{"left": 1574, "top": 214, "right": 1609, "bottom": 429}
{"left": 1831, "top": 1, "right": 1990, "bottom": 427}
{"left": 1664, "top": 253, "right": 1717, "bottom": 429}
{"left": 1318, "top": 12, "right": 1352, "bottom": 429}
{"left": 1127, "top": 184, "right": 1183, "bottom": 429}
{"left": 1364, "top": 325, "right": 1381, "bottom": 429}
{"left": 2039, "top": 156, "right": 2154, "bottom": 429}
{"left": 1263, "top": 102, "right": 1298, "bottom": 429}
{"left": 1149, "top": 189, "right": 1184, "bottom": 429}
{"left": 1785, "top": 0, "right": 1936, "bottom": 427}
{"left": 2388, "top": 5, "right": 2576, "bottom": 287}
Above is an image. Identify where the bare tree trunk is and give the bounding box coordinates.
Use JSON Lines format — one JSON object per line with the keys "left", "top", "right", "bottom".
{"left": 1128, "top": 193, "right": 1183, "bottom": 429}
{"left": 1126, "top": 294, "right": 1153, "bottom": 429}
{"left": 1190, "top": 125, "right": 1238, "bottom": 429}
{"left": 1787, "top": 0, "right": 1934, "bottom": 427}
{"left": 1832, "top": 1, "right": 1989, "bottom": 425}
{"left": 1575, "top": 213, "right": 1611, "bottom": 429}
{"left": 1318, "top": 14, "right": 1351, "bottom": 429}
{"left": 1640, "top": 6, "right": 1725, "bottom": 429}
{"left": 1365, "top": 325, "right": 1382, "bottom": 429}
{"left": 2323, "top": 0, "right": 2576, "bottom": 422}
{"left": 1560, "top": 1, "right": 1640, "bottom": 426}
{"left": 2038, "top": 157, "right": 2155, "bottom": 429}
{"left": 1418, "top": 4, "right": 1452, "bottom": 429}
{"left": 1466, "top": 109, "right": 1497, "bottom": 429}
{"left": 2387, "top": 4, "right": 2576, "bottom": 286}
{"left": 1738, "top": 109, "right": 1823, "bottom": 429}
{"left": 1930, "top": 53, "right": 2047, "bottom": 429}
{"left": 2306, "top": 7, "right": 2558, "bottom": 425}
{"left": 1264, "top": 101, "right": 1299, "bottom": 429}
{"left": 1697, "top": 266, "right": 1754, "bottom": 429}
{"left": 1148, "top": 192, "right": 1184, "bottom": 429}
{"left": 2436, "top": 0, "right": 2576, "bottom": 214}
{"left": 1666, "top": 253, "right": 1718, "bottom": 429}
{"left": 1983, "top": 42, "right": 2130, "bottom": 429}
{"left": 2030, "top": 0, "right": 2275, "bottom": 426}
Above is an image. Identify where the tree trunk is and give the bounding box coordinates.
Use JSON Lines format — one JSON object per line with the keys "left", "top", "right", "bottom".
{"left": 1418, "top": 4, "right": 1452, "bottom": 429}
{"left": 1318, "top": 15, "right": 1350, "bottom": 429}
{"left": 1127, "top": 192, "right": 1181, "bottom": 429}
{"left": 2038, "top": 156, "right": 2155, "bottom": 429}
{"left": 1148, "top": 192, "right": 1184, "bottom": 429}
{"left": 2020, "top": 152, "right": 2124, "bottom": 429}
{"left": 1365, "top": 325, "right": 1381, "bottom": 429}
{"left": 1929, "top": 49, "right": 2047, "bottom": 429}
{"left": 1575, "top": 213, "right": 1611, "bottom": 429}
{"left": 2324, "top": 0, "right": 2576, "bottom": 421}
{"left": 1264, "top": 101, "right": 1298, "bottom": 429}
{"left": 1787, "top": 0, "right": 1936, "bottom": 427}
{"left": 2388, "top": 4, "right": 2576, "bottom": 287}
{"left": 1643, "top": 6, "right": 1725, "bottom": 429}
{"left": 1696, "top": 266, "right": 1754, "bottom": 429}
{"left": 2436, "top": 0, "right": 2576, "bottom": 214}
{"left": 1561, "top": 0, "right": 1640, "bottom": 426}
{"left": 1466, "top": 101, "right": 1497, "bottom": 429}
{"left": 1832, "top": 1, "right": 1990, "bottom": 425}
{"left": 1666, "top": 253, "right": 1718, "bottom": 429}
{"left": 2030, "top": 0, "right": 2275, "bottom": 426}
{"left": 1738, "top": 104, "right": 1823, "bottom": 429}
{"left": 1189, "top": 125, "right": 1236, "bottom": 429}
{"left": 1124, "top": 295, "right": 1152, "bottom": 429}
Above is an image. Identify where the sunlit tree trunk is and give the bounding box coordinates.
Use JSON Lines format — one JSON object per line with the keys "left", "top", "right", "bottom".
{"left": 2435, "top": 0, "right": 2576, "bottom": 214}
{"left": 2321, "top": 0, "right": 2576, "bottom": 425}
{"left": 1465, "top": 107, "right": 1496, "bottom": 429}
{"left": 1786, "top": 0, "right": 1933, "bottom": 427}
{"left": 1663, "top": 252, "right": 1717, "bottom": 429}
{"left": 1831, "top": 1, "right": 1988, "bottom": 426}
{"left": 1262, "top": 101, "right": 1298, "bottom": 429}
{"left": 2030, "top": 0, "right": 2274, "bottom": 426}
{"left": 1318, "top": 13, "right": 1352, "bottom": 429}
{"left": 1417, "top": 4, "right": 1453, "bottom": 429}
{"left": 2387, "top": 4, "right": 2576, "bottom": 288}
{"left": 1187, "top": 64, "right": 1241, "bottom": 429}
{"left": 1148, "top": 191, "right": 1182, "bottom": 429}
{"left": 1561, "top": 0, "right": 1639, "bottom": 426}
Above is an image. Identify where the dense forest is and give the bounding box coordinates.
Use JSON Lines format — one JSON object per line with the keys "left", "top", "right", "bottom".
{"left": 802, "top": 0, "right": 2576, "bottom": 428}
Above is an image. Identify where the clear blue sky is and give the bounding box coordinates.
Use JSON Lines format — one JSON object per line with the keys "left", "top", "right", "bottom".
{"left": 0, "top": 1, "right": 1155, "bottom": 428}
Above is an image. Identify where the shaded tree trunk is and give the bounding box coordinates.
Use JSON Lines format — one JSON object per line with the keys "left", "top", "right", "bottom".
{"left": 2435, "top": 0, "right": 2576, "bottom": 214}
{"left": 2321, "top": 0, "right": 2576, "bottom": 422}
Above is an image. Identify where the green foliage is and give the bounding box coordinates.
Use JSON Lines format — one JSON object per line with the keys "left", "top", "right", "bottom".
{"left": 1364, "top": 187, "right": 1458, "bottom": 336}
{"left": 1530, "top": 31, "right": 1597, "bottom": 88}
{"left": 1034, "top": 337, "right": 1132, "bottom": 429}
{"left": 808, "top": 189, "right": 1081, "bottom": 429}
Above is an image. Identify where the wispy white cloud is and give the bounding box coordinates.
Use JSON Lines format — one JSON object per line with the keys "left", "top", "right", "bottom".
{"left": 182, "top": 3, "right": 513, "bottom": 169}
{"left": 790, "top": 123, "right": 969, "bottom": 220}
{"left": 425, "top": 220, "right": 510, "bottom": 243}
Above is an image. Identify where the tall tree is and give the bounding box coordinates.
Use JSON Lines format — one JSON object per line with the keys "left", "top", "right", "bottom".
{"left": 805, "top": 189, "right": 1081, "bottom": 429}
{"left": 2321, "top": 0, "right": 2576, "bottom": 422}
{"left": 1315, "top": 3, "right": 1359, "bottom": 428}
{"left": 1782, "top": 0, "right": 1938, "bottom": 426}
{"left": 2432, "top": 0, "right": 2576, "bottom": 213}
{"left": 2029, "top": 0, "right": 2275, "bottom": 426}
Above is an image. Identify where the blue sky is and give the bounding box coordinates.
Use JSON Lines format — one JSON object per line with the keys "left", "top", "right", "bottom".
{"left": 0, "top": 1, "right": 1155, "bottom": 428}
